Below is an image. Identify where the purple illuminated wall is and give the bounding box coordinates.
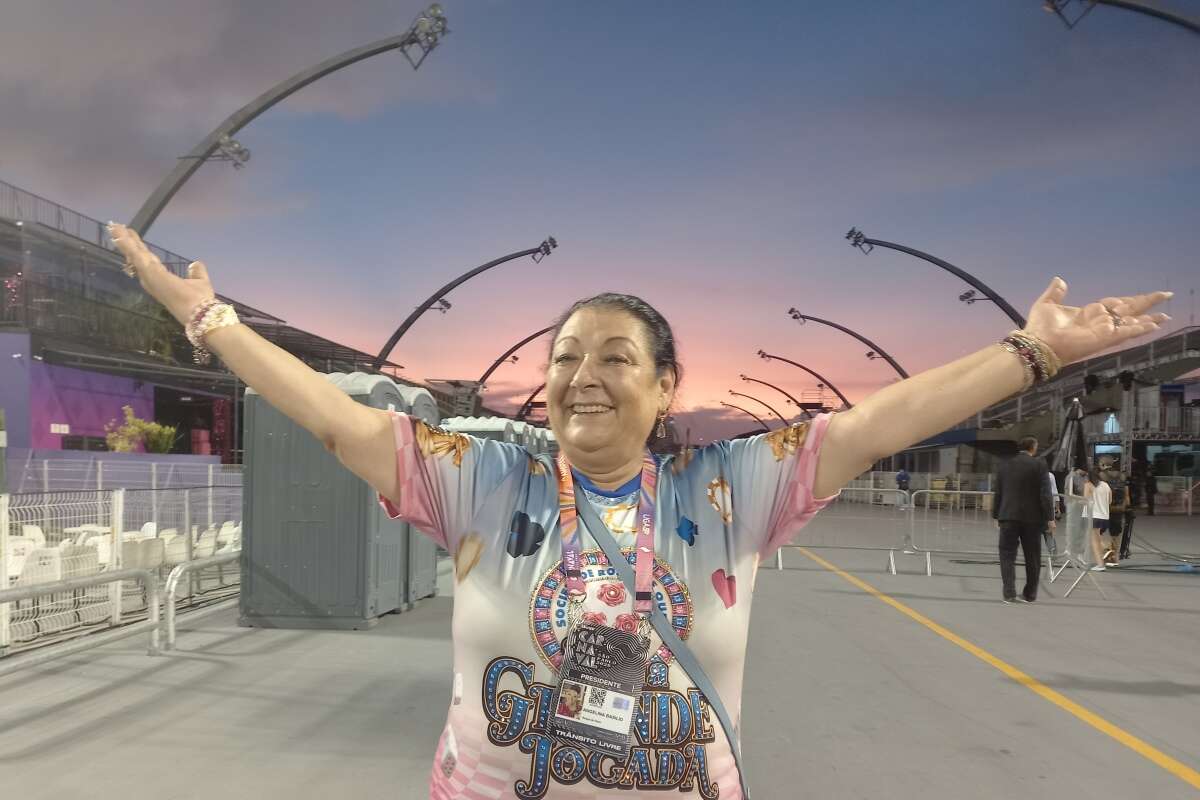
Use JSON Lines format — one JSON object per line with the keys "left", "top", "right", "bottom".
{"left": 29, "top": 362, "right": 153, "bottom": 449}
{"left": 0, "top": 331, "right": 32, "bottom": 449}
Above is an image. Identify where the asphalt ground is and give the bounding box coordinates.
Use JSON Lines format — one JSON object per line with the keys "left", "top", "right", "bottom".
{"left": 0, "top": 514, "right": 1196, "bottom": 799}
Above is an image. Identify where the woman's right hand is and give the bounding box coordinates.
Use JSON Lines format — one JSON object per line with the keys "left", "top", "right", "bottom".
{"left": 107, "top": 222, "right": 216, "bottom": 327}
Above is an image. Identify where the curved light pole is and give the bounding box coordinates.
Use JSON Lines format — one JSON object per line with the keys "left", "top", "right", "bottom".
{"left": 728, "top": 390, "right": 786, "bottom": 427}
{"left": 738, "top": 374, "right": 811, "bottom": 421}
{"left": 845, "top": 228, "right": 1026, "bottom": 328}
{"left": 130, "top": 4, "right": 450, "bottom": 234}
{"left": 477, "top": 325, "right": 555, "bottom": 387}
{"left": 515, "top": 383, "right": 545, "bottom": 421}
{"left": 1043, "top": 0, "right": 1199, "bottom": 36}
{"left": 787, "top": 307, "right": 910, "bottom": 379}
{"left": 373, "top": 238, "right": 557, "bottom": 370}
{"left": 720, "top": 402, "right": 770, "bottom": 434}
{"left": 757, "top": 350, "right": 853, "bottom": 409}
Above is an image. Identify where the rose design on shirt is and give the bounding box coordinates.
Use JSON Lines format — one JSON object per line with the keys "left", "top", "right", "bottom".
{"left": 581, "top": 611, "right": 608, "bottom": 626}
{"left": 596, "top": 582, "right": 626, "bottom": 607}
{"left": 614, "top": 613, "right": 639, "bottom": 634}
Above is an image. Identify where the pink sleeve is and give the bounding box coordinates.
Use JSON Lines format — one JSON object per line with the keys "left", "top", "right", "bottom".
{"left": 759, "top": 412, "right": 841, "bottom": 559}
{"left": 377, "top": 412, "right": 452, "bottom": 550}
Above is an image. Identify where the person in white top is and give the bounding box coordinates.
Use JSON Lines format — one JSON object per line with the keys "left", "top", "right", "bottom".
{"left": 1084, "top": 468, "right": 1112, "bottom": 571}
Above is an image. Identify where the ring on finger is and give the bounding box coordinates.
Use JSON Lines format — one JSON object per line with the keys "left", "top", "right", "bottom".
{"left": 123, "top": 260, "right": 137, "bottom": 277}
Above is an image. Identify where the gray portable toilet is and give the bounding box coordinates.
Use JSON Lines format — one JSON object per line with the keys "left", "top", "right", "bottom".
{"left": 441, "top": 416, "right": 516, "bottom": 445}
{"left": 396, "top": 384, "right": 442, "bottom": 604}
{"left": 240, "top": 373, "right": 439, "bottom": 630}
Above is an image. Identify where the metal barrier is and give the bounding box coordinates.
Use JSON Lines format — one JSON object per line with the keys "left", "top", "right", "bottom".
{"left": 2, "top": 486, "right": 241, "bottom": 655}
{"left": 1048, "top": 495, "right": 1106, "bottom": 599}
{"left": 9, "top": 457, "right": 242, "bottom": 495}
{"left": 162, "top": 552, "right": 241, "bottom": 651}
{"left": 908, "top": 489, "right": 998, "bottom": 565}
{"left": 0, "top": 568, "right": 161, "bottom": 672}
{"left": 776, "top": 488, "right": 919, "bottom": 574}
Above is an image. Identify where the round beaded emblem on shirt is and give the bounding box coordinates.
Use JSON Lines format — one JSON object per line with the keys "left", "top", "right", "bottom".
{"left": 529, "top": 547, "right": 693, "bottom": 673}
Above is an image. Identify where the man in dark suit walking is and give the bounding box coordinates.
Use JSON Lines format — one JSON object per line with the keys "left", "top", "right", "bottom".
{"left": 992, "top": 436, "right": 1055, "bottom": 603}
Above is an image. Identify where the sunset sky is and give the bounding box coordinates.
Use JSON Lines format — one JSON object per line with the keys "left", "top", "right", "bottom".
{"left": 2, "top": 1, "right": 1197, "bottom": 441}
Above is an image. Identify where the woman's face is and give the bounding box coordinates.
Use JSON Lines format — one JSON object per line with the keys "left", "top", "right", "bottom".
{"left": 547, "top": 306, "right": 674, "bottom": 467}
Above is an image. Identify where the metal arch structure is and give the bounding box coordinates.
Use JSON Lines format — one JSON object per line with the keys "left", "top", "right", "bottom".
{"left": 756, "top": 350, "right": 853, "bottom": 409}
{"left": 372, "top": 238, "right": 557, "bottom": 371}
{"left": 787, "top": 307, "right": 910, "bottom": 380}
{"left": 1044, "top": 0, "right": 1199, "bottom": 36}
{"left": 131, "top": 4, "right": 450, "bottom": 235}
{"left": 476, "top": 325, "right": 555, "bottom": 388}
{"left": 720, "top": 402, "right": 771, "bottom": 434}
{"left": 845, "top": 228, "right": 1026, "bottom": 329}
{"left": 728, "top": 390, "right": 787, "bottom": 426}
{"left": 739, "top": 374, "right": 812, "bottom": 420}
{"left": 515, "top": 382, "right": 546, "bottom": 421}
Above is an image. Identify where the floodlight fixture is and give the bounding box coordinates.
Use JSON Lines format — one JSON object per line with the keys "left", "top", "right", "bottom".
{"left": 179, "top": 134, "right": 251, "bottom": 170}
{"left": 217, "top": 135, "right": 251, "bottom": 169}
{"left": 531, "top": 237, "right": 558, "bottom": 263}
{"left": 400, "top": 3, "right": 450, "bottom": 69}
{"left": 845, "top": 227, "right": 873, "bottom": 254}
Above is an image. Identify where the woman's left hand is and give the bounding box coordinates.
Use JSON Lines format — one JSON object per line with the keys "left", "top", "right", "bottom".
{"left": 1022, "top": 277, "right": 1171, "bottom": 366}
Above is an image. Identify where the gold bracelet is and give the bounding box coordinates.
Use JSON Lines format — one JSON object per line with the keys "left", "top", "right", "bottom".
{"left": 999, "top": 341, "right": 1036, "bottom": 391}
{"left": 1007, "top": 330, "right": 1062, "bottom": 380}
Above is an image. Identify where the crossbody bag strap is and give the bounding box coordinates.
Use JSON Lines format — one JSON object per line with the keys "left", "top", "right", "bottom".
{"left": 573, "top": 487, "right": 752, "bottom": 799}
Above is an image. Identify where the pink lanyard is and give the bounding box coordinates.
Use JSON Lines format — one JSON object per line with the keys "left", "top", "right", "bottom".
{"left": 556, "top": 451, "right": 659, "bottom": 617}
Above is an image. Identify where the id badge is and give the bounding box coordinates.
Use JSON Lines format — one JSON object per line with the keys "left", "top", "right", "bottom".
{"left": 548, "top": 621, "right": 650, "bottom": 759}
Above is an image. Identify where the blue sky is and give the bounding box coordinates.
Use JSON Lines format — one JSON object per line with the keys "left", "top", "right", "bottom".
{"left": 1, "top": 1, "right": 1197, "bottom": 440}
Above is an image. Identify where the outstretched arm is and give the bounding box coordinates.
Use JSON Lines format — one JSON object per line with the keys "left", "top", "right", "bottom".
{"left": 812, "top": 277, "right": 1170, "bottom": 499}
{"left": 108, "top": 223, "right": 397, "bottom": 497}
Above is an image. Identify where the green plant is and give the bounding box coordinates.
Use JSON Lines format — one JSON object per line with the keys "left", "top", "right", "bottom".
{"left": 142, "top": 420, "right": 179, "bottom": 454}
{"left": 104, "top": 406, "right": 178, "bottom": 454}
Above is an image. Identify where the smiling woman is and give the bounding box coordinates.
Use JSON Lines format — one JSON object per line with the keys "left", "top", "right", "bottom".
{"left": 106, "top": 221, "right": 1169, "bottom": 799}
{"left": 546, "top": 294, "right": 681, "bottom": 489}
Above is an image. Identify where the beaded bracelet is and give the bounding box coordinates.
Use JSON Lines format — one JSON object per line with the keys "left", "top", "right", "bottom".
{"left": 999, "top": 330, "right": 1061, "bottom": 390}
{"left": 184, "top": 298, "right": 239, "bottom": 365}
{"left": 1000, "top": 339, "right": 1040, "bottom": 390}
{"left": 1007, "top": 330, "right": 1062, "bottom": 378}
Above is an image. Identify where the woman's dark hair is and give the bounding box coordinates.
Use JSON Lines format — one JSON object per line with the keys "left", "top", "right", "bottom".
{"left": 1087, "top": 468, "right": 1102, "bottom": 485}
{"left": 548, "top": 293, "right": 683, "bottom": 389}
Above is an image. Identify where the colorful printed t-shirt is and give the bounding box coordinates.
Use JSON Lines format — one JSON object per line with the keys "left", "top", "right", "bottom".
{"left": 379, "top": 413, "right": 838, "bottom": 799}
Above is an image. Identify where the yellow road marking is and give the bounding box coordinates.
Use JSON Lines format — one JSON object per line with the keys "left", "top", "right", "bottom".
{"left": 796, "top": 547, "right": 1200, "bottom": 791}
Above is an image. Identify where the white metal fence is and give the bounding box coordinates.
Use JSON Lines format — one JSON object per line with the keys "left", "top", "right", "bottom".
{"left": 8, "top": 458, "right": 243, "bottom": 494}
{"left": 850, "top": 471, "right": 994, "bottom": 495}
{"left": 776, "top": 488, "right": 916, "bottom": 573}
{"left": 908, "top": 490, "right": 998, "bottom": 557}
{"left": 779, "top": 487, "right": 1126, "bottom": 578}
{"left": 1, "top": 485, "right": 241, "bottom": 656}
